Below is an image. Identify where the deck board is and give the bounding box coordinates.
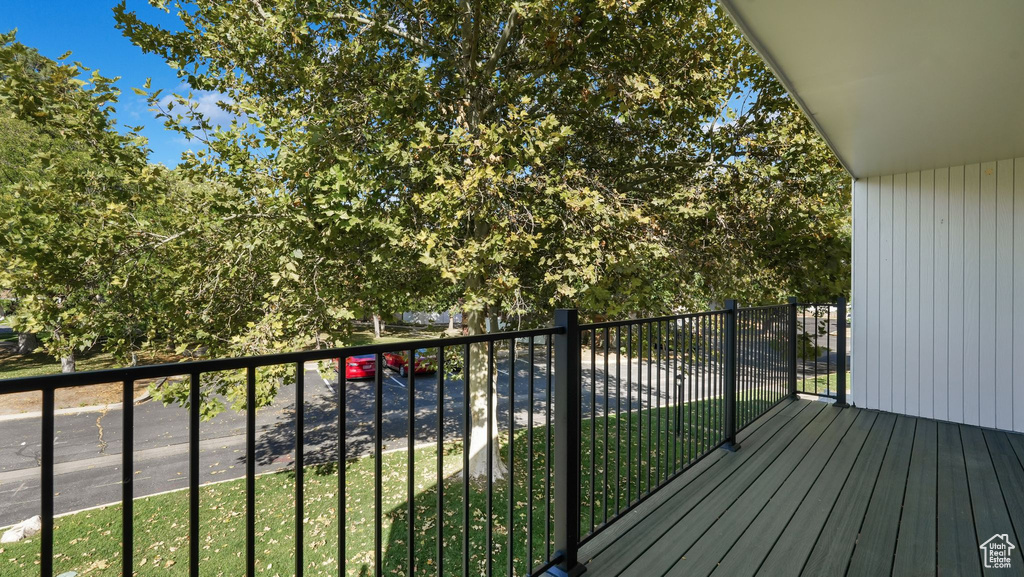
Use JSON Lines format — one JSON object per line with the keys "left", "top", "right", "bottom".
{"left": 616, "top": 403, "right": 831, "bottom": 577}
{"left": 581, "top": 400, "right": 1024, "bottom": 577}
{"left": 984, "top": 430, "right": 1024, "bottom": 548}
{"left": 892, "top": 418, "right": 938, "bottom": 577}
{"left": 710, "top": 409, "right": 877, "bottom": 577}
{"left": 583, "top": 400, "right": 814, "bottom": 575}
{"left": 961, "top": 426, "right": 1024, "bottom": 577}
{"left": 666, "top": 405, "right": 857, "bottom": 576}
{"left": 799, "top": 412, "right": 898, "bottom": 577}
{"left": 936, "top": 421, "right": 981, "bottom": 577}
{"left": 846, "top": 415, "right": 916, "bottom": 577}
{"left": 578, "top": 398, "right": 794, "bottom": 561}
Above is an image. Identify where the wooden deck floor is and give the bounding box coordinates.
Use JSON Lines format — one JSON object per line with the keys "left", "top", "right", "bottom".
{"left": 579, "top": 398, "right": 1024, "bottom": 577}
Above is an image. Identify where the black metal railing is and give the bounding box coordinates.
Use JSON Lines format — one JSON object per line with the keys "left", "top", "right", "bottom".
{"left": 572, "top": 309, "right": 729, "bottom": 552}
{"left": 0, "top": 298, "right": 848, "bottom": 577}
{"left": 790, "top": 297, "right": 849, "bottom": 405}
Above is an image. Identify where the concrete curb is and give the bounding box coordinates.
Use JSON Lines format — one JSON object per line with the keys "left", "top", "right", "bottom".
{"left": 0, "top": 378, "right": 164, "bottom": 423}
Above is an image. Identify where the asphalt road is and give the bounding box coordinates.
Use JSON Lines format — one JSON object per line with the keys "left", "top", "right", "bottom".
{"left": 0, "top": 346, "right": 784, "bottom": 528}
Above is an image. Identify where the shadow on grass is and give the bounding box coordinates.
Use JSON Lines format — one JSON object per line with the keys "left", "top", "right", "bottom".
{"left": 0, "top": 394, "right": 785, "bottom": 577}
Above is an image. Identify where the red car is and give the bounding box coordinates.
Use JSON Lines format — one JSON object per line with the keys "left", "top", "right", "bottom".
{"left": 340, "top": 354, "right": 377, "bottom": 380}
{"left": 383, "top": 348, "right": 438, "bottom": 377}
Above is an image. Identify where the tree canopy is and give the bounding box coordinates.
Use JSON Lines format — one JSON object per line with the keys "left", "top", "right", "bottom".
{"left": 110, "top": 0, "right": 849, "bottom": 476}
{"left": 114, "top": 0, "right": 848, "bottom": 330}
{"left": 0, "top": 34, "right": 174, "bottom": 371}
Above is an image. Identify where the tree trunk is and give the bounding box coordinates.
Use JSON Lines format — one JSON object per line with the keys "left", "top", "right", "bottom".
{"left": 465, "top": 305, "right": 507, "bottom": 481}
{"left": 372, "top": 314, "right": 382, "bottom": 339}
{"left": 448, "top": 311, "right": 456, "bottom": 332}
{"left": 16, "top": 333, "right": 39, "bottom": 355}
{"left": 61, "top": 352, "right": 76, "bottom": 373}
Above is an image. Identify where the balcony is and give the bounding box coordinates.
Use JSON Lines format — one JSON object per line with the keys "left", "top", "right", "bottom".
{"left": 581, "top": 397, "right": 1024, "bottom": 576}
{"left": 2, "top": 299, "right": 1018, "bottom": 576}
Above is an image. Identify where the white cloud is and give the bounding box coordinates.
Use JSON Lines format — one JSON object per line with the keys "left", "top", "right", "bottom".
{"left": 158, "top": 84, "right": 240, "bottom": 128}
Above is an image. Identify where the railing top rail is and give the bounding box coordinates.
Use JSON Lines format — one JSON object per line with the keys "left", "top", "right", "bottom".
{"left": 578, "top": 308, "right": 728, "bottom": 330}
{"left": 0, "top": 326, "right": 564, "bottom": 393}
{"left": 736, "top": 304, "right": 789, "bottom": 313}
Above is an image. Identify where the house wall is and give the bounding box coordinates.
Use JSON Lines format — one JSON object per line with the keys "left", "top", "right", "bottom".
{"left": 852, "top": 157, "right": 1024, "bottom": 432}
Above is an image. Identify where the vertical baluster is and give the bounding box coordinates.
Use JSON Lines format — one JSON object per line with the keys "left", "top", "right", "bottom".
{"left": 338, "top": 360, "right": 347, "bottom": 577}
{"left": 462, "top": 344, "right": 471, "bottom": 577}
{"left": 374, "top": 354, "right": 384, "bottom": 577}
{"left": 646, "top": 322, "right": 652, "bottom": 494}
{"left": 626, "top": 324, "right": 632, "bottom": 505}
{"left": 188, "top": 373, "right": 200, "bottom": 577}
{"left": 826, "top": 305, "right": 832, "bottom": 397}
{"left": 589, "top": 330, "right": 596, "bottom": 534}
{"left": 655, "top": 321, "right": 662, "bottom": 487}
{"left": 437, "top": 346, "right": 445, "bottom": 577}
{"left": 526, "top": 338, "right": 534, "bottom": 572}
{"left": 507, "top": 338, "right": 515, "bottom": 577}
{"left": 603, "top": 327, "right": 610, "bottom": 524}
{"left": 486, "top": 340, "right": 494, "bottom": 576}
{"left": 545, "top": 338, "right": 552, "bottom": 561}
{"left": 41, "top": 387, "right": 54, "bottom": 577}
{"left": 246, "top": 367, "right": 256, "bottom": 577}
{"left": 614, "top": 325, "right": 622, "bottom": 516}
{"left": 407, "top": 349, "right": 416, "bottom": 577}
{"left": 123, "top": 379, "right": 134, "bottom": 576}
{"left": 295, "top": 363, "right": 305, "bottom": 577}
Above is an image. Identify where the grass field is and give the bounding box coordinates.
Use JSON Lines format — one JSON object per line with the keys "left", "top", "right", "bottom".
{"left": 0, "top": 395, "right": 780, "bottom": 577}
{"left": 799, "top": 372, "right": 851, "bottom": 396}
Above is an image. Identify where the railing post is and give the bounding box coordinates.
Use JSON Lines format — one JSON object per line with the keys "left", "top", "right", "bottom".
{"left": 552, "top": 309, "right": 586, "bottom": 576}
{"left": 835, "top": 296, "right": 850, "bottom": 408}
{"left": 787, "top": 296, "right": 798, "bottom": 397}
{"left": 723, "top": 300, "right": 740, "bottom": 452}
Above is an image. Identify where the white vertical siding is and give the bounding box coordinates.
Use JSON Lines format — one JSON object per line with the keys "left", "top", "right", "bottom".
{"left": 934, "top": 168, "right": 950, "bottom": 422}
{"left": 879, "top": 175, "right": 894, "bottom": 412}
{"left": 979, "top": 162, "right": 997, "bottom": 426}
{"left": 867, "top": 176, "right": 881, "bottom": 410}
{"left": 852, "top": 156, "right": 1024, "bottom": 432}
{"left": 852, "top": 178, "right": 869, "bottom": 410}
{"left": 948, "top": 166, "right": 965, "bottom": 424}
{"left": 1015, "top": 158, "right": 1024, "bottom": 431}
{"left": 996, "top": 160, "right": 1014, "bottom": 430}
{"left": 905, "top": 172, "right": 921, "bottom": 416}
{"left": 891, "top": 174, "right": 907, "bottom": 415}
{"left": 919, "top": 170, "right": 935, "bottom": 419}
{"left": 963, "top": 164, "right": 981, "bottom": 426}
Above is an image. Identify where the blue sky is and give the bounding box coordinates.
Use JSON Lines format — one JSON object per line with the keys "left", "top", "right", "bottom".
{"left": 1, "top": 1, "right": 195, "bottom": 167}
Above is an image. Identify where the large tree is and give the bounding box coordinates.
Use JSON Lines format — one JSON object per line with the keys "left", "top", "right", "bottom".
{"left": 115, "top": 0, "right": 847, "bottom": 477}
{"left": 0, "top": 34, "right": 175, "bottom": 371}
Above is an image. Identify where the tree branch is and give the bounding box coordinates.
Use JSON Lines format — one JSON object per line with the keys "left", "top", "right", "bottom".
{"left": 336, "top": 9, "right": 432, "bottom": 53}
{"left": 481, "top": 7, "right": 522, "bottom": 78}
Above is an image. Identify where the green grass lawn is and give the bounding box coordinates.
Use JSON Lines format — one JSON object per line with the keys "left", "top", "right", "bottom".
{"left": 799, "top": 372, "right": 851, "bottom": 396}
{"left": 0, "top": 394, "right": 779, "bottom": 577}
{"left": 0, "top": 348, "right": 128, "bottom": 380}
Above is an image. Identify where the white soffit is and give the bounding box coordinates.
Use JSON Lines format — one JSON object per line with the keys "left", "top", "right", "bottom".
{"left": 719, "top": 0, "right": 1024, "bottom": 178}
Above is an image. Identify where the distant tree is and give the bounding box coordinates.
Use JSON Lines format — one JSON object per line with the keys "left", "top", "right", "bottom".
{"left": 0, "top": 33, "right": 173, "bottom": 371}
{"left": 116, "top": 0, "right": 848, "bottom": 477}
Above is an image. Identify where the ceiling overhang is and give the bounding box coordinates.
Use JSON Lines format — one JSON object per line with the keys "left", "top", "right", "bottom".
{"left": 719, "top": 0, "right": 1024, "bottom": 178}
